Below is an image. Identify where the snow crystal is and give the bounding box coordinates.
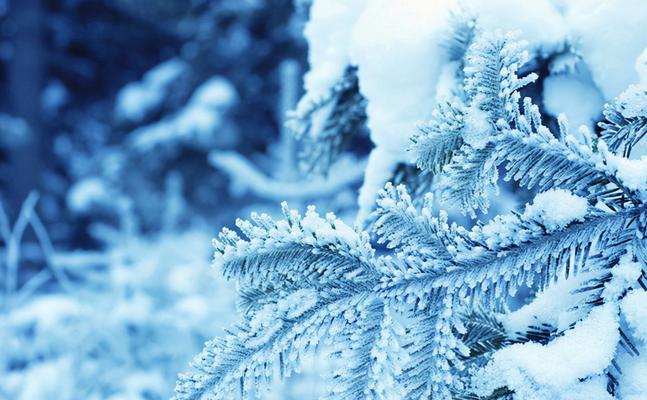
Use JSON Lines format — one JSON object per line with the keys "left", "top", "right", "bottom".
{"left": 524, "top": 189, "right": 588, "bottom": 232}
{"left": 475, "top": 304, "right": 619, "bottom": 399}
{"left": 621, "top": 290, "right": 647, "bottom": 342}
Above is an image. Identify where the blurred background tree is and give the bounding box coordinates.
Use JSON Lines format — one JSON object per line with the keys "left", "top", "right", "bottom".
{"left": 0, "top": 2, "right": 360, "bottom": 399}
{"left": 0, "top": 0, "right": 307, "bottom": 245}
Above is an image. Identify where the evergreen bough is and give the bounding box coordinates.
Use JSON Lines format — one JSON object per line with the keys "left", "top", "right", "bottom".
{"left": 175, "top": 28, "right": 647, "bottom": 400}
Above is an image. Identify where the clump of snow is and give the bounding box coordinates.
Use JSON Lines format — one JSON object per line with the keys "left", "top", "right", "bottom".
{"left": 621, "top": 290, "right": 647, "bottom": 342}
{"left": 543, "top": 72, "right": 604, "bottom": 133}
{"left": 503, "top": 271, "right": 598, "bottom": 334}
{"left": 130, "top": 76, "right": 237, "bottom": 152}
{"left": 470, "top": 0, "right": 568, "bottom": 56}
{"left": 618, "top": 357, "right": 647, "bottom": 400}
{"left": 474, "top": 304, "right": 619, "bottom": 399}
{"left": 115, "top": 58, "right": 187, "bottom": 123}
{"left": 566, "top": 0, "right": 647, "bottom": 99}
{"left": 297, "top": 0, "right": 461, "bottom": 222}
{"left": 349, "top": 0, "right": 451, "bottom": 158}
{"left": 66, "top": 177, "right": 111, "bottom": 214}
{"left": 349, "top": 0, "right": 454, "bottom": 221}
{"left": 462, "top": 106, "right": 492, "bottom": 149}
{"left": 616, "top": 84, "right": 647, "bottom": 119}
{"left": 603, "top": 253, "right": 643, "bottom": 301}
{"left": 296, "top": 0, "right": 366, "bottom": 116}
{"left": 604, "top": 152, "right": 647, "bottom": 191}
{"left": 524, "top": 189, "right": 588, "bottom": 232}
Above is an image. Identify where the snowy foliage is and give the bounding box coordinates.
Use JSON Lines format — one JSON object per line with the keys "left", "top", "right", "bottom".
{"left": 177, "top": 12, "right": 647, "bottom": 398}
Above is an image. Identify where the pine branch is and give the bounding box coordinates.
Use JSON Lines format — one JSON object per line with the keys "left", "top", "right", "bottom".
{"left": 399, "top": 306, "right": 467, "bottom": 400}
{"left": 410, "top": 100, "right": 465, "bottom": 175}
{"left": 289, "top": 66, "right": 368, "bottom": 176}
{"left": 496, "top": 129, "right": 610, "bottom": 194}
{"left": 325, "top": 302, "right": 405, "bottom": 400}
{"left": 174, "top": 289, "right": 375, "bottom": 400}
{"left": 458, "top": 308, "right": 508, "bottom": 358}
{"left": 599, "top": 105, "right": 647, "bottom": 157}
{"left": 438, "top": 142, "right": 498, "bottom": 217}
{"left": 213, "top": 203, "right": 377, "bottom": 294}
{"left": 373, "top": 183, "right": 454, "bottom": 268}
{"left": 443, "top": 9, "right": 478, "bottom": 66}
{"left": 464, "top": 32, "right": 537, "bottom": 124}
{"left": 178, "top": 23, "right": 647, "bottom": 400}
{"left": 434, "top": 32, "right": 538, "bottom": 216}
{"left": 379, "top": 205, "right": 643, "bottom": 309}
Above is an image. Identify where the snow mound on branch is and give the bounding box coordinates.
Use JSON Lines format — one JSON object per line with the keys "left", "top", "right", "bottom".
{"left": 503, "top": 271, "right": 596, "bottom": 334}
{"left": 349, "top": 0, "right": 453, "bottom": 221}
{"left": 474, "top": 304, "right": 619, "bottom": 400}
{"left": 524, "top": 189, "right": 588, "bottom": 232}
{"left": 622, "top": 290, "right": 647, "bottom": 342}
{"left": 619, "top": 357, "right": 647, "bottom": 400}
{"left": 470, "top": 0, "right": 568, "bottom": 56}
{"left": 296, "top": 0, "right": 366, "bottom": 115}
{"left": 566, "top": 0, "right": 647, "bottom": 99}
{"left": 604, "top": 254, "right": 643, "bottom": 301}
{"left": 349, "top": 0, "right": 451, "bottom": 156}
{"left": 605, "top": 154, "right": 647, "bottom": 191}
{"left": 616, "top": 84, "right": 647, "bottom": 119}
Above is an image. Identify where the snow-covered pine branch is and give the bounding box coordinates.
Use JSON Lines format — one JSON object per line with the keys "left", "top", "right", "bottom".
{"left": 177, "top": 13, "right": 647, "bottom": 400}
{"left": 599, "top": 84, "right": 647, "bottom": 158}
{"left": 429, "top": 31, "right": 538, "bottom": 217}
{"left": 288, "top": 67, "right": 368, "bottom": 176}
